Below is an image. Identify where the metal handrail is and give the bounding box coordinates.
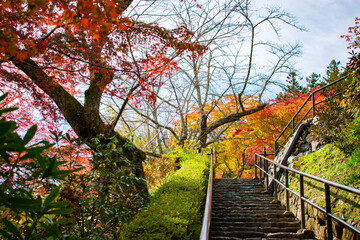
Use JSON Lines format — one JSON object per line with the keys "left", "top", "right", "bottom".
{"left": 274, "top": 77, "right": 347, "bottom": 154}
{"left": 254, "top": 153, "right": 360, "bottom": 240}
{"left": 200, "top": 148, "right": 214, "bottom": 240}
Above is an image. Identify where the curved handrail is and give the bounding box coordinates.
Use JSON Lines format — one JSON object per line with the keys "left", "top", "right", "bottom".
{"left": 275, "top": 77, "right": 347, "bottom": 154}
{"left": 268, "top": 121, "right": 310, "bottom": 191}
{"left": 200, "top": 148, "right": 214, "bottom": 240}
{"left": 255, "top": 153, "right": 360, "bottom": 239}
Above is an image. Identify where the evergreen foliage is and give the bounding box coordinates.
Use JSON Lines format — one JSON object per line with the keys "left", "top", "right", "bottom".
{"left": 0, "top": 93, "right": 81, "bottom": 239}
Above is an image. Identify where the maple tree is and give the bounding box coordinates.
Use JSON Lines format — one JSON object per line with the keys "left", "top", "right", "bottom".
{"left": 0, "top": 0, "right": 206, "bottom": 205}
{"left": 341, "top": 17, "right": 360, "bottom": 51}
{"left": 341, "top": 17, "right": 360, "bottom": 109}
{"left": 210, "top": 91, "right": 313, "bottom": 177}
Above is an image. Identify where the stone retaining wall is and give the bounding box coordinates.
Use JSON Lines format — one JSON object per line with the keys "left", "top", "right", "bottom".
{"left": 277, "top": 187, "right": 359, "bottom": 239}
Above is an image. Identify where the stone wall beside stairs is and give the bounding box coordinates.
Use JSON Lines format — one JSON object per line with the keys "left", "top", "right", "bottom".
{"left": 277, "top": 188, "right": 359, "bottom": 240}
{"left": 285, "top": 128, "right": 320, "bottom": 169}
{"left": 269, "top": 126, "right": 359, "bottom": 240}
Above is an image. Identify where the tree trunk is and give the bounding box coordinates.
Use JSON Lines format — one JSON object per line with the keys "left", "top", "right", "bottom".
{"left": 236, "top": 151, "right": 246, "bottom": 179}
{"left": 100, "top": 132, "right": 149, "bottom": 207}
{"left": 13, "top": 57, "right": 149, "bottom": 207}
{"left": 199, "top": 114, "right": 208, "bottom": 148}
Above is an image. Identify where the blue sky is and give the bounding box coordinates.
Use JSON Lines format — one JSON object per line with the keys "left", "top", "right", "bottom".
{"left": 266, "top": 0, "right": 360, "bottom": 78}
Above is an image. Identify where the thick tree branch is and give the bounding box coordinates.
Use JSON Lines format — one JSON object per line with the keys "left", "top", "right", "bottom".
{"left": 12, "top": 58, "right": 86, "bottom": 136}
{"left": 204, "top": 103, "right": 268, "bottom": 136}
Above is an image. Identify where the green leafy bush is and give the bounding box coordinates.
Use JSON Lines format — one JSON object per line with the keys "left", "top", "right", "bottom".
{"left": 120, "top": 153, "right": 209, "bottom": 240}
{"left": 59, "top": 134, "right": 146, "bottom": 239}
{"left": 309, "top": 60, "right": 360, "bottom": 155}
{"left": 0, "top": 93, "right": 81, "bottom": 239}
{"left": 0, "top": 93, "right": 145, "bottom": 239}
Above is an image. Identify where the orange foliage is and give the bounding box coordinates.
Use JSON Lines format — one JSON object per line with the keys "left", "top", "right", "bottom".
{"left": 144, "top": 157, "right": 177, "bottom": 191}
{"left": 212, "top": 92, "right": 316, "bottom": 178}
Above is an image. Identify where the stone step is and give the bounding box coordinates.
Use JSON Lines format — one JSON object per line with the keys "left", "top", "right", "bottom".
{"left": 213, "top": 187, "right": 268, "bottom": 189}
{"left": 212, "top": 206, "right": 286, "bottom": 211}
{"left": 212, "top": 210, "right": 287, "bottom": 215}
{"left": 211, "top": 230, "right": 264, "bottom": 238}
{"left": 211, "top": 230, "right": 303, "bottom": 239}
{"left": 211, "top": 221, "right": 301, "bottom": 228}
{"left": 212, "top": 199, "right": 278, "bottom": 203}
{"left": 211, "top": 226, "right": 301, "bottom": 233}
{"left": 209, "top": 178, "right": 313, "bottom": 240}
{"left": 212, "top": 212, "right": 296, "bottom": 219}
{"left": 213, "top": 198, "right": 278, "bottom": 201}
{"left": 211, "top": 217, "right": 298, "bottom": 223}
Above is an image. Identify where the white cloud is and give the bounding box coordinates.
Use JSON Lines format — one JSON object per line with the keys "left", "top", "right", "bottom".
{"left": 258, "top": 0, "right": 360, "bottom": 77}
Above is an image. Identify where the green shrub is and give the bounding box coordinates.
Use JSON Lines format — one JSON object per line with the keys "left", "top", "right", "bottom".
{"left": 0, "top": 93, "right": 81, "bottom": 239}
{"left": 120, "top": 153, "right": 209, "bottom": 240}
{"left": 344, "top": 147, "right": 360, "bottom": 185}
{"left": 309, "top": 66, "right": 360, "bottom": 155}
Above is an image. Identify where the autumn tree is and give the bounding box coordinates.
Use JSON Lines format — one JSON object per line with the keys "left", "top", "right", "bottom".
{"left": 123, "top": 0, "right": 303, "bottom": 154}
{"left": 341, "top": 17, "right": 360, "bottom": 108}
{"left": 341, "top": 17, "right": 360, "bottom": 51}
{"left": 0, "top": 0, "right": 205, "bottom": 205}
{"left": 211, "top": 89, "right": 316, "bottom": 177}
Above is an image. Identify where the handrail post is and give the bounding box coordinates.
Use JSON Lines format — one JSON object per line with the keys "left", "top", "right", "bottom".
{"left": 259, "top": 156, "right": 263, "bottom": 181}
{"left": 325, "top": 184, "right": 333, "bottom": 240}
{"left": 274, "top": 141, "right": 279, "bottom": 157}
{"left": 291, "top": 119, "right": 295, "bottom": 135}
{"left": 285, "top": 165, "right": 290, "bottom": 212}
{"left": 263, "top": 147, "right": 269, "bottom": 191}
{"left": 284, "top": 155, "right": 290, "bottom": 212}
{"left": 300, "top": 175, "right": 305, "bottom": 229}
{"left": 255, "top": 155, "right": 258, "bottom": 180}
{"left": 273, "top": 163, "right": 277, "bottom": 200}
{"left": 312, "top": 93, "right": 316, "bottom": 118}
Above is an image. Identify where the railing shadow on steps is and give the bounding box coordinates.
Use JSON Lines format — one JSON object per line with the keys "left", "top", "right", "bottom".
{"left": 254, "top": 153, "right": 360, "bottom": 240}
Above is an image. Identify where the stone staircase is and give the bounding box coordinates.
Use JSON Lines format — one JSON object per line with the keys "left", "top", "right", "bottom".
{"left": 210, "top": 178, "right": 314, "bottom": 240}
